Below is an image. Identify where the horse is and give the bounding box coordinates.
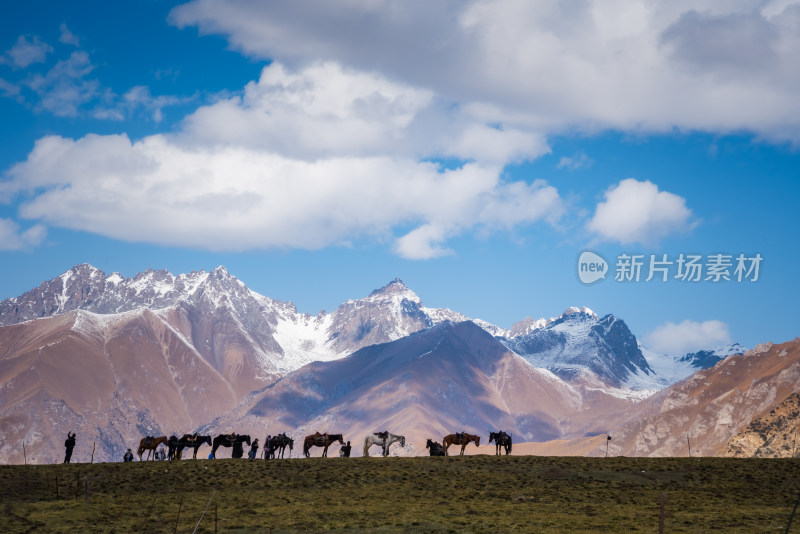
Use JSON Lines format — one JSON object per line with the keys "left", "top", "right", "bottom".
{"left": 363, "top": 432, "right": 405, "bottom": 457}
{"left": 166, "top": 435, "right": 179, "bottom": 460}
{"left": 303, "top": 432, "right": 344, "bottom": 458}
{"left": 489, "top": 431, "right": 512, "bottom": 455}
{"left": 265, "top": 433, "right": 293, "bottom": 459}
{"left": 176, "top": 433, "right": 212, "bottom": 459}
{"left": 442, "top": 433, "right": 480, "bottom": 456}
{"left": 426, "top": 438, "right": 445, "bottom": 457}
{"left": 137, "top": 436, "right": 168, "bottom": 461}
{"left": 210, "top": 433, "right": 251, "bottom": 459}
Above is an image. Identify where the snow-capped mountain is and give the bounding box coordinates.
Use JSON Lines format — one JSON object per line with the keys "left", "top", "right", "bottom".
{"left": 0, "top": 263, "right": 758, "bottom": 463}
{"left": 502, "top": 306, "right": 655, "bottom": 388}
{"left": 0, "top": 266, "right": 468, "bottom": 381}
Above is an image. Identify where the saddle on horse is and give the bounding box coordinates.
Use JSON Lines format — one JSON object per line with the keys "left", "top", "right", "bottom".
{"left": 376, "top": 431, "right": 389, "bottom": 440}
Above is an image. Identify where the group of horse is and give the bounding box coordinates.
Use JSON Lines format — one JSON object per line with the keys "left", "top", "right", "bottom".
{"left": 426, "top": 431, "right": 512, "bottom": 456}
{"left": 136, "top": 432, "right": 294, "bottom": 461}
{"left": 136, "top": 430, "right": 512, "bottom": 460}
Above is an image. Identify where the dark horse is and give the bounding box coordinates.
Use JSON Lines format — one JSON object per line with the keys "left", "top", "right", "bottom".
{"left": 265, "top": 433, "right": 294, "bottom": 459}
{"left": 167, "top": 435, "right": 179, "bottom": 460}
{"left": 211, "top": 433, "right": 251, "bottom": 459}
{"left": 442, "top": 433, "right": 480, "bottom": 456}
{"left": 176, "top": 433, "right": 212, "bottom": 459}
{"left": 489, "top": 431, "right": 512, "bottom": 455}
{"left": 137, "top": 436, "right": 168, "bottom": 461}
{"left": 426, "top": 438, "right": 445, "bottom": 456}
{"left": 303, "top": 432, "right": 344, "bottom": 458}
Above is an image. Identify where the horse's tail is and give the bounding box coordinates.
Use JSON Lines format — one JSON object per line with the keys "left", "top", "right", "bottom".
{"left": 363, "top": 436, "right": 371, "bottom": 457}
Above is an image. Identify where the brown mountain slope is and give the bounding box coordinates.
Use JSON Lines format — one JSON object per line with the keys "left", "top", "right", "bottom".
{"left": 529, "top": 338, "right": 800, "bottom": 457}
{"left": 0, "top": 309, "right": 238, "bottom": 464}
{"left": 200, "top": 321, "right": 640, "bottom": 457}
{"left": 723, "top": 392, "right": 800, "bottom": 458}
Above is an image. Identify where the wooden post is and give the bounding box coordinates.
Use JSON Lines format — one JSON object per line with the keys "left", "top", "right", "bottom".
{"left": 786, "top": 491, "right": 800, "bottom": 534}
{"left": 91, "top": 442, "right": 96, "bottom": 464}
{"left": 659, "top": 493, "right": 665, "bottom": 534}
{"left": 173, "top": 495, "right": 183, "bottom": 534}
{"left": 140, "top": 496, "right": 157, "bottom": 530}
{"left": 23, "top": 442, "right": 27, "bottom": 465}
{"left": 687, "top": 435, "right": 691, "bottom": 457}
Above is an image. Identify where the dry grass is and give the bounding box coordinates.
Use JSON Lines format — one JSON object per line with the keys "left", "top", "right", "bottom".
{"left": 1, "top": 455, "right": 799, "bottom": 532}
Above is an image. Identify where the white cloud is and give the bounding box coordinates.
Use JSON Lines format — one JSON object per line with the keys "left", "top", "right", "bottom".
{"left": 394, "top": 224, "right": 454, "bottom": 260}
{"left": 179, "top": 61, "right": 549, "bottom": 163}
{"left": 2, "top": 35, "right": 52, "bottom": 68}
{"left": 587, "top": 179, "right": 695, "bottom": 245}
{"left": 3, "top": 131, "right": 563, "bottom": 255}
{"left": 645, "top": 319, "right": 732, "bottom": 356}
{"left": 25, "top": 51, "right": 99, "bottom": 117}
{"left": 170, "top": 0, "right": 800, "bottom": 142}
{"left": 0, "top": 78, "right": 21, "bottom": 99}
{"left": 59, "top": 23, "right": 80, "bottom": 47}
{"left": 557, "top": 153, "right": 594, "bottom": 170}
{"left": 0, "top": 218, "right": 46, "bottom": 251}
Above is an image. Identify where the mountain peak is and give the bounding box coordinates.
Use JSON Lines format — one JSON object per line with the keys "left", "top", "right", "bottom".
{"left": 367, "top": 278, "right": 418, "bottom": 300}
{"left": 561, "top": 306, "right": 598, "bottom": 319}
{"left": 211, "top": 265, "right": 230, "bottom": 276}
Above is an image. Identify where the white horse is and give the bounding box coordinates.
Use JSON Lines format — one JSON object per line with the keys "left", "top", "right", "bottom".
{"left": 363, "top": 432, "right": 405, "bottom": 457}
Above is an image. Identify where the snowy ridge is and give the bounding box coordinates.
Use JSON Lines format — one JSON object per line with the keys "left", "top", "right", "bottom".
{"left": 0, "top": 264, "right": 744, "bottom": 393}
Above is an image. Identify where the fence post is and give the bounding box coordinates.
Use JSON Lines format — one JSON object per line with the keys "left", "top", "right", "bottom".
{"left": 785, "top": 491, "right": 800, "bottom": 534}
{"left": 23, "top": 442, "right": 26, "bottom": 465}
{"left": 91, "top": 442, "right": 96, "bottom": 464}
{"left": 173, "top": 495, "right": 183, "bottom": 534}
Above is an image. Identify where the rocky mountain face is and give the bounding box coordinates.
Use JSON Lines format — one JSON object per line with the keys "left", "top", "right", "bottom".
{"left": 540, "top": 339, "right": 800, "bottom": 457}
{"left": 0, "top": 309, "right": 239, "bottom": 464}
{"left": 503, "top": 307, "right": 655, "bottom": 388}
{"left": 680, "top": 343, "right": 747, "bottom": 370}
{"left": 723, "top": 392, "right": 800, "bottom": 458}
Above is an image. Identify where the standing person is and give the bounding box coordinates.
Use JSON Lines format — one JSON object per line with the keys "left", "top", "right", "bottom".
{"left": 340, "top": 441, "right": 352, "bottom": 457}
{"left": 248, "top": 439, "right": 259, "bottom": 459}
{"left": 64, "top": 432, "right": 76, "bottom": 463}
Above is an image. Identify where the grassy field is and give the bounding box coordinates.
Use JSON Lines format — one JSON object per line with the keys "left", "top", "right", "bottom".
{"left": 2, "top": 455, "right": 800, "bottom": 533}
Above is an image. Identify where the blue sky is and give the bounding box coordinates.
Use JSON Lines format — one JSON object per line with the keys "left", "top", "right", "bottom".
{"left": 1, "top": 1, "right": 799, "bottom": 354}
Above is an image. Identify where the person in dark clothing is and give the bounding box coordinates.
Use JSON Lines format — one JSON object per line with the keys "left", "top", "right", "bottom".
{"left": 340, "top": 441, "right": 352, "bottom": 457}
{"left": 248, "top": 439, "right": 260, "bottom": 459}
{"left": 64, "top": 432, "right": 76, "bottom": 463}
{"left": 123, "top": 448, "right": 134, "bottom": 462}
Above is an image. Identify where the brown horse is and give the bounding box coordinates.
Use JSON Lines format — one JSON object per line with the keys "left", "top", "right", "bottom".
{"left": 303, "top": 432, "right": 344, "bottom": 458}
{"left": 442, "top": 433, "right": 480, "bottom": 456}
{"left": 137, "top": 436, "right": 168, "bottom": 461}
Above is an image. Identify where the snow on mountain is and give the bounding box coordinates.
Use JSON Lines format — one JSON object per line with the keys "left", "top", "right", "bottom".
{"left": 502, "top": 307, "right": 656, "bottom": 390}
{"left": 638, "top": 343, "right": 749, "bottom": 387}
{"left": 0, "top": 264, "right": 743, "bottom": 401}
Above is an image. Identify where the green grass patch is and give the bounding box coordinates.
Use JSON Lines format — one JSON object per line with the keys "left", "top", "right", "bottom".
{"left": 1, "top": 456, "right": 799, "bottom": 532}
